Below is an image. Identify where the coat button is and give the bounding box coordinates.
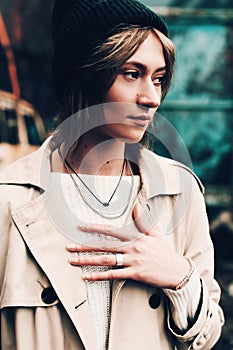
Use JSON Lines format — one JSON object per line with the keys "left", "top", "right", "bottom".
{"left": 41, "top": 287, "right": 58, "bottom": 304}
{"left": 149, "top": 292, "right": 161, "bottom": 309}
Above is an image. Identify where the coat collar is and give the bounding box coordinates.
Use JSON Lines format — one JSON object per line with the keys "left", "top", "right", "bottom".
{"left": 0, "top": 137, "right": 202, "bottom": 198}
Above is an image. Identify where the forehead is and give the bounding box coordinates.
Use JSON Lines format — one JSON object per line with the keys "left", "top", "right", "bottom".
{"left": 126, "top": 31, "right": 165, "bottom": 68}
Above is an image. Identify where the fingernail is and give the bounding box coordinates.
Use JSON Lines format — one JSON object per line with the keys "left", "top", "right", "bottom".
{"left": 82, "top": 273, "right": 91, "bottom": 279}
{"left": 77, "top": 225, "right": 86, "bottom": 232}
{"left": 69, "top": 257, "right": 79, "bottom": 263}
{"left": 67, "top": 244, "right": 78, "bottom": 250}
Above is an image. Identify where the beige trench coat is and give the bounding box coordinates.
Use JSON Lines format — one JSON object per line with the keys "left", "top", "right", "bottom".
{"left": 0, "top": 138, "right": 224, "bottom": 350}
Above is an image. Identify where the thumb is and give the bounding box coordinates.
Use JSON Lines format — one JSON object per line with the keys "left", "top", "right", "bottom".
{"left": 133, "top": 202, "right": 157, "bottom": 236}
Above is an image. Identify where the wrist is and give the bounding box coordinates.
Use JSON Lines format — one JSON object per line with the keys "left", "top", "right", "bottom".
{"left": 174, "top": 256, "right": 195, "bottom": 291}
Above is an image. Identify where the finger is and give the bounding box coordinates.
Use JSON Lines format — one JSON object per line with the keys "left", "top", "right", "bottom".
{"left": 77, "top": 224, "right": 131, "bottom": 241}
{"left": 69, "top": 253, "right": 129, "bottom": 267}
{"left": 82, "top": 267, "right": 133, "bottom": 281}
{"left": 67, "top": 242, "right": 127, "bottom": 253}
{"left": 77, "top": 223, "right": 116, "bottom": 233}
{"left": 133, "top": 203, "right": 157, "bottom": 236}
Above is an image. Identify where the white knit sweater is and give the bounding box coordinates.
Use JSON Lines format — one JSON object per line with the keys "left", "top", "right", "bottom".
{"left": 52, "top": 173, "right": 140, "bottom": 350}
{"left": 51, "top": 172, "right": 201, "bottom": 349}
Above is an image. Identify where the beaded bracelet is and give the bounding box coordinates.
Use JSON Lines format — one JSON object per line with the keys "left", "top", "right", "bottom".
{"left": 175, "top": 256, "right": 195, "bottom": 291}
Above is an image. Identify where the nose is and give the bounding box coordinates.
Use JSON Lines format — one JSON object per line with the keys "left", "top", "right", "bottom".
{"left": 136, "top": 81, "right": 161, "bottom": 109}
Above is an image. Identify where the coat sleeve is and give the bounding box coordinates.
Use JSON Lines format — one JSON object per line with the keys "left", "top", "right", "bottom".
{"left": 0, "top": 183, "right": 38, "bottom": 284}
{"left": 166, "top": 177, "right": 225, "bottom": 349}
{"left": 0, "top": 185, "right": 12, "bottom": 286}
{"left": 0, "top": 185, "right": 12, "bottom": 350}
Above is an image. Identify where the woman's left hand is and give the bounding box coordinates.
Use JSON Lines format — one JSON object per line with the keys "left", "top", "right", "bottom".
{"left": 67, "top": 203, "right": 190, "bottom": 289}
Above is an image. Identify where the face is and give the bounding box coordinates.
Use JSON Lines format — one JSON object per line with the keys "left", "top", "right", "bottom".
{"left": 101, "top": 31, "right": 166, "bottom": 143}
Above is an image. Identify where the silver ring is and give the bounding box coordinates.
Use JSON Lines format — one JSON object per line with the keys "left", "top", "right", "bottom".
{"left": 115, "top": 253, "right": 124, "bottom": 267}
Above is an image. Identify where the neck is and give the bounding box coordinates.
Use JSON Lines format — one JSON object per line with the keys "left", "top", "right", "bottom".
{"left": 66, "top": 135, "right": 127, "bottom": 176}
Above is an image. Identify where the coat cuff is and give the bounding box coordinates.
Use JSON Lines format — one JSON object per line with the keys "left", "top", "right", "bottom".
{"left": 166, "top": 278, "right": 224, "bottom": 349}
{"left": 163, "top": 268, "right": 202, "bottom": 331}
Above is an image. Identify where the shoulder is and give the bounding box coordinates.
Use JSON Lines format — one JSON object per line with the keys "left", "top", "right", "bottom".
{"left": 0, "top": 137, "right": 51, "bottom": 187}
{"left": 139, "top": 148, "right": 205, "bottom": 196}
{"left": 0, "top": 142, "right": 49, "bottom": 212}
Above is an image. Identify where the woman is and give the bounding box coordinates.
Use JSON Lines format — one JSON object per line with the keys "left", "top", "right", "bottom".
{"left": 0, "top": 0, "right": 224, "bottom": 349}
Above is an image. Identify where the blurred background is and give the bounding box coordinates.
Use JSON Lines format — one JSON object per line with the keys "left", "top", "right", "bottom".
{"left": 0, "top": 0, "right": 232, "bottom": 348}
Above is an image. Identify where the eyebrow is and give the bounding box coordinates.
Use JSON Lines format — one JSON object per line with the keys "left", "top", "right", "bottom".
{"left": 121, "top": 61, "right": 167, "bottom": 74}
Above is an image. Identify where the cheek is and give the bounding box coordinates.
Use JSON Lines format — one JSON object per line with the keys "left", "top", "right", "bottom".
{"left": 105, "top": 89, "right": 122, "bottom": 103}
{"left": 105, "top": 79, "right": 134, "bottom": 104}
{"left": 103, "top": 104, "right": 124, "bottom": 123}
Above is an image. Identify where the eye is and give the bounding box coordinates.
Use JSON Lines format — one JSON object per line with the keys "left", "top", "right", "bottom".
{"left": 153, "top": 76, "right": 165, "bottom": 86}
{"left": 124, "top": 70, "right": 140, "bottom": 80}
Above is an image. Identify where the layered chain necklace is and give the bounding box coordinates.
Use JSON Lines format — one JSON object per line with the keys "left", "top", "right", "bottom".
{"left": 58, "top": 147, "right": 135, "bottom": 219}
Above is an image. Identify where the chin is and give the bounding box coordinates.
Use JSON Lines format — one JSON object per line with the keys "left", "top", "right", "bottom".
{"left": 101, "top": 124, "right": 146, "bottom": 144}
{"left": 124, "top": 130, "right": 146, "bottom": 144}
{"left": 120, "top": 133, "right": 145, "bottom": 144}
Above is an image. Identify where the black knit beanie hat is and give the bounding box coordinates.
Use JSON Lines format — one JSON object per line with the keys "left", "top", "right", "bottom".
{"left": 52, "top": 0, "right": 168, "bottom": 101}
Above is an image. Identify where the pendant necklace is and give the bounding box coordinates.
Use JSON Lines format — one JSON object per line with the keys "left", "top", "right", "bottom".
{"left": 58, "top": 147, "right": 135, "bottom": 219}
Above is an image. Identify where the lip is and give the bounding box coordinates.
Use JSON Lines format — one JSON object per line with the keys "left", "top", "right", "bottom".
{"left": 127, "top": 115, "right": 151, "bottom": 127}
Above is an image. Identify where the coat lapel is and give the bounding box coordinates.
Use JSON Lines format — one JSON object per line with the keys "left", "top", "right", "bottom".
{"left": 12, "top": 193, "right": 96, "bottom": 350}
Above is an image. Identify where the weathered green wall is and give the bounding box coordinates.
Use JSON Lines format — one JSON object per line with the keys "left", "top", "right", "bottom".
{"left": 158, "top": 20, "right": 233, "bottom": 186}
